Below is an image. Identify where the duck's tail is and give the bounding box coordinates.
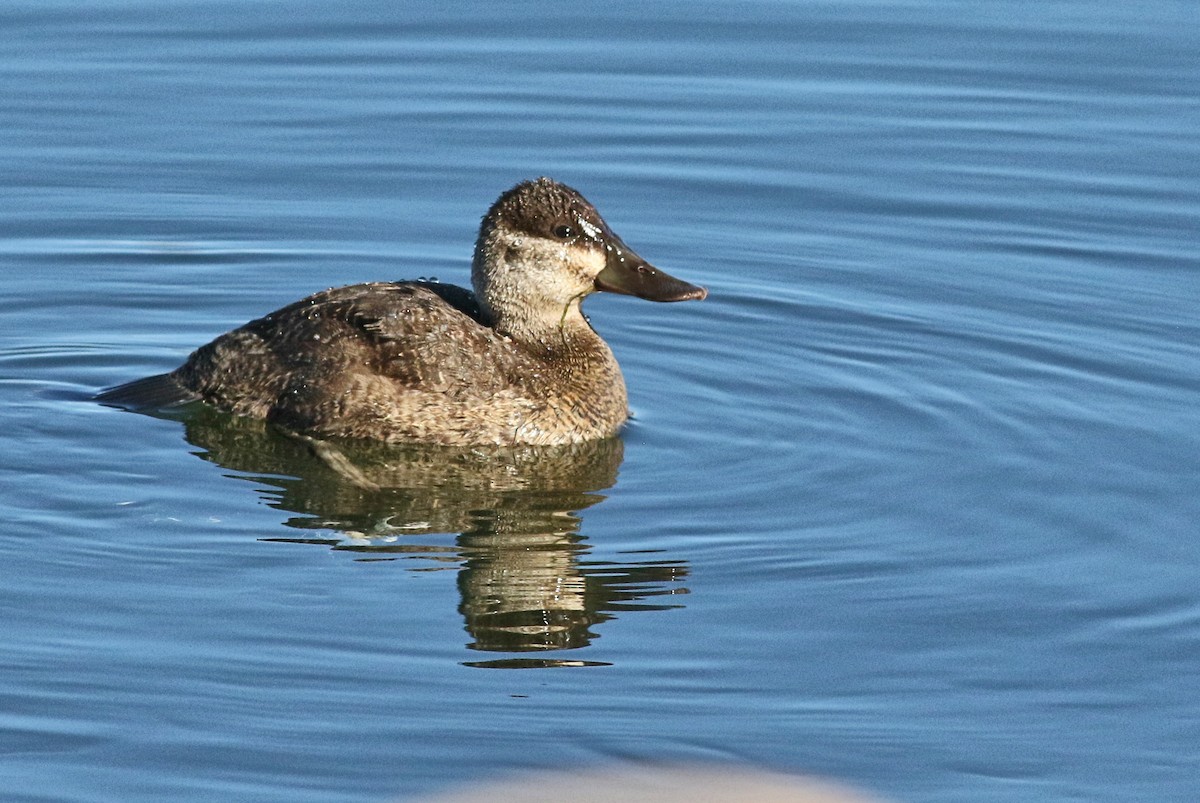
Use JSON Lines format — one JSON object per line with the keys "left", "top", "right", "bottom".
{"left": 94, "top": 373, "right": 200, "bottom": 409}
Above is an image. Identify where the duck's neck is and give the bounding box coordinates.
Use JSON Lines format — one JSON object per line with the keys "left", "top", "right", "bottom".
{"left": 488, "top": 296, "right": 612, "bottom": 363}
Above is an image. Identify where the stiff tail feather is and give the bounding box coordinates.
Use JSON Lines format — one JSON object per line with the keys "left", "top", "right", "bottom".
{"left": 94, "top": 373, "right": 200, "bottom": 409}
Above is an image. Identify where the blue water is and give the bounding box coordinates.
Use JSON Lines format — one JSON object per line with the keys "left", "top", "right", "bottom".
{"left": 2, "top": 1, "right": 1199, "bottom": 801}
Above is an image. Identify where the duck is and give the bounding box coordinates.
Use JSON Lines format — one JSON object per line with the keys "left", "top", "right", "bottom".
{"left": 97, "top": 177, "right": 707, "bottom": 446}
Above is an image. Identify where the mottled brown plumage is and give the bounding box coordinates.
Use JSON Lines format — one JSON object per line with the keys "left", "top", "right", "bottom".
{"left": 98, "top": 178, "right": 706, "bottom": 445}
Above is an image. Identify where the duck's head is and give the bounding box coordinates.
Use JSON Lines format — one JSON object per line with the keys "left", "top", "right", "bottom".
{"left": 472, "top": 178, "right": 706, "bottom": 338}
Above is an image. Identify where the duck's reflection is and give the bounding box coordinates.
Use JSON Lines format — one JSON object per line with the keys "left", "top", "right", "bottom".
{"left": 175, "top": 406, "right": 688, "bottom": 667}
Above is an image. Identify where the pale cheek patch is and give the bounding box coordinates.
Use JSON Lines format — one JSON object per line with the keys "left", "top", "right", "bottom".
{"left": 524, "top": 241, "right": 602, "bottom": 297}
{"left": 572, "top": 248, "right": 607, "bottom": 282}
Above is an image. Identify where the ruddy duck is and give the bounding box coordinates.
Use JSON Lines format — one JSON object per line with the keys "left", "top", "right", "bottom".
{"left": 97, "top": 178, "right": 706, "bottom": 445}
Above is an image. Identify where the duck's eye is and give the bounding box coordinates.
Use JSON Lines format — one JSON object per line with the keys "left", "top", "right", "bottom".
{"left": 552, "top": 224, "right": 575, "bottom": 239}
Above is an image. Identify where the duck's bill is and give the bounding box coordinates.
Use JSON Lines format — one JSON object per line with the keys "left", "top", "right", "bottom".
{"left": 594, "top": 236, "right": 707, "bottom": 302}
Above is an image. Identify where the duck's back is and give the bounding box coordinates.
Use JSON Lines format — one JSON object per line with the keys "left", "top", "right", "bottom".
{"left": 100, "top": 281, "right": 628, "bottom": 445}
{"left": 180, "top": 282, "right": 506, "bottom": 408}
